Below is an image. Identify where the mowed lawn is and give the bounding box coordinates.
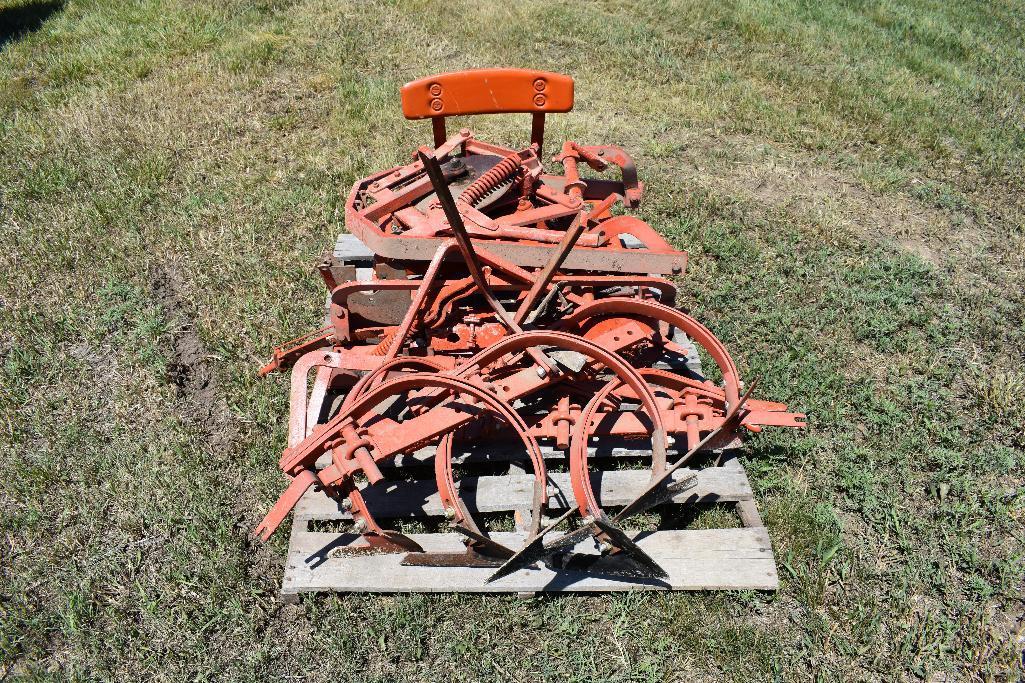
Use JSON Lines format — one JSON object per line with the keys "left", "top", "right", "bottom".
{"left": 1, "top": 0, "right": 1023, "bottom": 680}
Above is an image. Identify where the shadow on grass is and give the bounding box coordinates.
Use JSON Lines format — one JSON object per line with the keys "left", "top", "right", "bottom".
{"left": 0, "top": 0, "right": 64, "bottom": 50}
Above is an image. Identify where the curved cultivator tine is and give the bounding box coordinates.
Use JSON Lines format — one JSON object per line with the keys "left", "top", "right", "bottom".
{"left": 401, "top": 522, "right": 513, "bottom": 568}
{"left": 615, "top": 379, "right": 760, "bottom": 524}
{"left": 591, "top": 515, "right": 667, "bottom": 579}
{"left": 450, "top": 526, "right": 516, "bottom": 559}
{"left": 487, "top": 535, "right": 551, "bottom": 583}
{"left": 487, "top": 507, "right": 577, "bottom": 583}
{"left": 487, "top": 511, "right": 668, "bottom": 583}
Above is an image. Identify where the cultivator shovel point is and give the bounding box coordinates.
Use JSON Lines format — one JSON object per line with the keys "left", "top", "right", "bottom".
{"left": 255, "top": 68, "right": 806, "bottom": 584}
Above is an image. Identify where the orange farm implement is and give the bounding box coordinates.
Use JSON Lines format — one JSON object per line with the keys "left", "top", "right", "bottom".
{"left": 255, "top": 69, "right": 805, "bottom": 592}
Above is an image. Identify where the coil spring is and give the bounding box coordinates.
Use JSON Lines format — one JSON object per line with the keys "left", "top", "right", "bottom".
{"left": 458, "top": 153, "right": 521, "bottom": 206}
{"left": 371, "top": 329, "right": 397, "bottom": 356}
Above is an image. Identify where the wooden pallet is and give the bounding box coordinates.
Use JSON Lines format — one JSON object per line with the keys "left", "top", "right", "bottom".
{"left": 280, "top": 443, "right": 776, "bottom": 599}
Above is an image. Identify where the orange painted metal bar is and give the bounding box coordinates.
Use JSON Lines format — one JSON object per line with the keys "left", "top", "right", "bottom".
{"left": 401, "top": 69, "right": 573, "bottom": 119}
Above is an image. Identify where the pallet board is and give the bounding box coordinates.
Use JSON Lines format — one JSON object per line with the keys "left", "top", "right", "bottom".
{"left": 279, "top": 450, "right": 777, "bottom": 598}
{"left": 284, "top": 527, "right": 776, "bottom": 594}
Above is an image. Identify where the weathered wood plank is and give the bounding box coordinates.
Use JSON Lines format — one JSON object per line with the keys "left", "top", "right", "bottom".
{"left": 736, "top": 499, "right": 764, "bottom": 528}
{"left": 281, "top": 527, "right": 777, "bottom": 593}
{"left": 295, "top": 467, "right": 752, "bottom": 521}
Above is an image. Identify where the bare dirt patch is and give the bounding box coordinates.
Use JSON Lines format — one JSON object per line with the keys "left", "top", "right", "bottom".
{"left": 149, "top": 263, "right": 237, "bottom": 450}
{"left": 896, "top": 238, "right": 940, "bottom": 266}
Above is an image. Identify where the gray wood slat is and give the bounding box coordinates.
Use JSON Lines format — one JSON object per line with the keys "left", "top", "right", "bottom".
{"left": 282, "top": 527, "right": 777, "bottom": 593}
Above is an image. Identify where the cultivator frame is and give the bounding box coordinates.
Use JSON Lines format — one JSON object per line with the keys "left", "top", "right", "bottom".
{"left": 256, "top": 69, "right": 805, "bottom": 592}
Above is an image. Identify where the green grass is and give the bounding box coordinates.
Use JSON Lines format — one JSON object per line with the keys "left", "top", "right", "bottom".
{"left": 1, "top": 0, "right": 1023, "bottom": 680}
